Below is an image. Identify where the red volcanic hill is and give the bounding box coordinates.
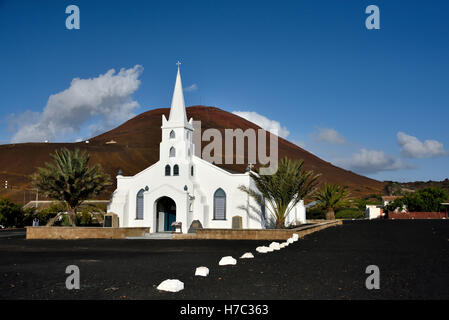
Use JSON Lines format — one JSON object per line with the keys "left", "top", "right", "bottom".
{"left": 0, "top": 106, "right": 384, "bottom": 203}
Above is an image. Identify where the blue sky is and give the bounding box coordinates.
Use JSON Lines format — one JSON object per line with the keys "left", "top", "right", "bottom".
{"left": 0, "top": 0, "right": 448, "bottom": 182}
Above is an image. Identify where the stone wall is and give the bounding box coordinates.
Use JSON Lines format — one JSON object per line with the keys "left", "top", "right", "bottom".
{"left": 26, "top": 227, "right": 150, "bottom": 239}
{"left": 173, "top": 220, "right": 342, "bottom": 240}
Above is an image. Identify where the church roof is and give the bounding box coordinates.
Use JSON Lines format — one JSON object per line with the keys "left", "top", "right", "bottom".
{"left": 168, "top": 64, "right": 188, "bottom": 125}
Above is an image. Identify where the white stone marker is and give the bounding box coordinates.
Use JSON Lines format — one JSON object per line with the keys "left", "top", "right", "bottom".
{"left": 292, "top": 233, "right": 299, "bottom": 241}
{"left": 157, "top": 279, "right": 184, "bottom": 292}
{"left": 269, "top": 242, "right": 281, "bottom": 250}
{"left": 256, "top": 246, "right": 271, "bottom": 253}
{"left": 195, "top": 266, "right": 209, "bottom": 277}
{"left": 279, "top": 243, "right": 287, "bottom": 248}
{"left": 219, "top": 256, "right": 237, "bottom": 265}
{"left": 287, "top": 238, "right": 294, "bottom": 244}
{"left": 256, "top": 246, "right": 267, "bottom": 253}
{"left": 240, "top": 252, "right": 254, "bottom": 259}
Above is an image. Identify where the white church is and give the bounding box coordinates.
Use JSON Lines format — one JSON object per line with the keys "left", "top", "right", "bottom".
{"left": 107, "top": 65, "right": 306, "bottom": 233}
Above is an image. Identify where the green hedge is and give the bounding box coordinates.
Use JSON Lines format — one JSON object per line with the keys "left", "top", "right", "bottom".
{"left": 307, "top": 207, "right": 365, "bottom": 220}
{"left": 335, "top": 208, "right": 365, "bottom": 219}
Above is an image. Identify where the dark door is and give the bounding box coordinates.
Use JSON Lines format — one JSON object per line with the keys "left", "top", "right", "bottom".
{"left": 164, "top": 212, "right": 176, "bottom": 231}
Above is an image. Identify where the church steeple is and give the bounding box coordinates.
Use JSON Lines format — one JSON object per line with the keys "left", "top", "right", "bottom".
{"left": 168, "top": 62, "right": 188, "bottom": 125}
{"left": 160, "top": 62, "right": 194, "bottom": 163}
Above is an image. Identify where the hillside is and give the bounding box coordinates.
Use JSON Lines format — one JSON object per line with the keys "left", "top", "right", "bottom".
{"left": 0, "top": 106, "right": 384, "bottom": 204}
{"left": 384, "top": 179, "right": 449, "bottom": 196}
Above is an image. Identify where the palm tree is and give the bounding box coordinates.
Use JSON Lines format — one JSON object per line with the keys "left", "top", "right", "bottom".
{"left": 239, "top": 157, "right": 320, "bottom": 229}
{"left": 32, "top": 148, "right": 111, "bottom": 226}
{"left": 313, "top": 184, "right": 350, "bottom": 220}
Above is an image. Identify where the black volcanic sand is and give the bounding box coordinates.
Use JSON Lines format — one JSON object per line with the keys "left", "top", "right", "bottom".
{"left": 0, "top": 220, "right": 448, "bottom": 300}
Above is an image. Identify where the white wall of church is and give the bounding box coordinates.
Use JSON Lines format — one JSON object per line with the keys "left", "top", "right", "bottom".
{"left": 190, "top": 157, "right": 262, "bottom": 230}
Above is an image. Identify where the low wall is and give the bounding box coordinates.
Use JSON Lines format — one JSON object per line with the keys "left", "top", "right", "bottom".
{"left": 389, "top": 212, "right": 448, "bottom": 219}
{"left": 26, "top": 227, "right": 150, "bottom": 239}
{"left": 173, "top": 220, "right": 342, "bottom": 240}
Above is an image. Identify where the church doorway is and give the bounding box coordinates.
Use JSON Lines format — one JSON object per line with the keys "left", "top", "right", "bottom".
{"left": 156, "top": 196, "right": 176, "bottom": 232}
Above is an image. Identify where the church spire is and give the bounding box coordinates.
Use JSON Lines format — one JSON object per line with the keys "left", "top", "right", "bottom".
{"left": 168, "top": 62, "right": 188, "bottom": 124}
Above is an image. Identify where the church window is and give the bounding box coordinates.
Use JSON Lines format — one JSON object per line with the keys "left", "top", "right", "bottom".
{"left": 213, "top": 188, "right": 226, "bottom": 220}
{"left": 169, "top": 147, "right": 176, "bottom": 157}
{"left": 191, "top": 165, "right": 194, "bottom": 176}
{"left": 170, "top": 130, "right": 175, "bottom": 139}
{"left": 173, "top": 164, "right": 179, "bottom": 176}
{"left": 165, "top": 165, "right": 171, "bottom": 176}
{"left": 136, "top": 189, "right": 144, "bottom": 220}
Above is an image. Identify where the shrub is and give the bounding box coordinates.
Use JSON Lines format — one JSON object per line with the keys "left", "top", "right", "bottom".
{"left": 76, "top": 209, "right": 93, "bottom": 226}
{"left": 306, "top": 207, "right": 325, "bottom": 219}
{"left": 385, "top": 187, "right": 449, "bottom": 212}
{"left": 0, "top": 199, "right": 24, "bottom": 227}
{"left": 335, "top": 208, "right": 365, "bottom": 219}
{"left": 35, "top": 202, "right": 67, "bottom": 225}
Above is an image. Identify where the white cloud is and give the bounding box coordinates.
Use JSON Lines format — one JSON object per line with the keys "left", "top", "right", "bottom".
{"left": 231, "top": 111, "right": 290, "bottom": 138}
{"left": 397, "top": 132, "right": 446, "bottom": 158}
{"left": 312, "top": 127, "right": 346, "bottom": 145}
{"left": 337, "top": 148, "right": 408, "bottom": 174}
{"left": 10, "top": 65, "right": 143, "bottom": 143}
{"left": 184, "top": 83, "right": 198, "bottom": 92}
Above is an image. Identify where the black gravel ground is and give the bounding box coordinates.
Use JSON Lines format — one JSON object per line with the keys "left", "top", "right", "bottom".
{"left": 0, "top": 220, "right": 448, "bottom": 300}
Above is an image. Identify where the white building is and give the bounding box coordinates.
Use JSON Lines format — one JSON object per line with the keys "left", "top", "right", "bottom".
{"left": 365, "top": 205, "right": 383, "bottom": 219}
{"left": 107, "top": 66, "right": 306, "bottom": 233}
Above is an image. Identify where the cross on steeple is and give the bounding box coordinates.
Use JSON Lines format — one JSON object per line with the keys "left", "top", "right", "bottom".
{"left": 176, "top": 61, "right": 181, "bottom": 68}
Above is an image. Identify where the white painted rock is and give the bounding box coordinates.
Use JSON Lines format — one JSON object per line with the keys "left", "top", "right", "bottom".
{"left": 256, "top": 246, "right": 268, "bottom": 253}
{"left": 256, "top": 246, "right": 273, "bottom": 253}
{"left": 287, "top": 238, "right": 294, "bottom": 244}
{"left": 292, "top": 233, "right": 299, "bottom": 240}
{"left": 269, "top": 242, "right": 281, "bottom": 250}
{"left": 279, "top": 243, "right": 287, "bottom": 248}
{"left": 157, "top": 279, "right": 184, "bottom": 292}
{"left": 219, "top": 256, "right": 237, "bottom": 266}
{"left": 195, "top": 266, "right": 209, "bottom": 277}
{"left": 240, "top": 252, "right": 254, "bottom": 259}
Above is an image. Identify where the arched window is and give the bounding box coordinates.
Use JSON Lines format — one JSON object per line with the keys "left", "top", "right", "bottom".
{"left": 136, "top": 189, "right": 144, "bottom": 220}
{"left": 213, "top": 188, "right": 226, "bottom": 220}
{"left": 169, "top": 147, "right": 176, "bottom": 157}
{"left": 170, "top": 130, "right": 175, "bottom": 139}
{"left": 190, "top": 165, "right": 194, "bottom": 176}
{"left": 173, "top": 164, "right": 179, "bottom": 176}
{"left": 165, "top": 165, "right": 171, "bottom": 176}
